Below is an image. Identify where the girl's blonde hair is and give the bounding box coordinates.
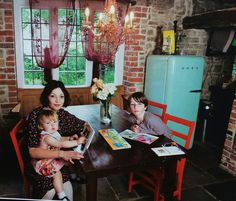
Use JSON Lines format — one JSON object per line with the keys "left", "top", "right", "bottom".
{"left": 37, "top": 110, "right": 58, "bottom": 130}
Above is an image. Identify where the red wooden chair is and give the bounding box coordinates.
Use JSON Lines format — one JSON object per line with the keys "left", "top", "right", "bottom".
{"left": 128, "top": 113, "right": 195, "bottom": 201}
{"left": 162, "top": 113, "right": 195, "bottom": 200}
{"left": 148, "top": 100, "right": 167, "bottom": 120}
{"left": 10, "top": 118, "right": 31, "bottom": 197}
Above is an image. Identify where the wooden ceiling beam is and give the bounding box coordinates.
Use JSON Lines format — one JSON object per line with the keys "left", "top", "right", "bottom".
{"left": 183, "top": 7, "right": 236, "bottom": 29}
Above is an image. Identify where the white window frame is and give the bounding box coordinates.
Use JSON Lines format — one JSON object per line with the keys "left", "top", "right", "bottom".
{"left": 14, "top": 0, "right": 124, "bottom": 88}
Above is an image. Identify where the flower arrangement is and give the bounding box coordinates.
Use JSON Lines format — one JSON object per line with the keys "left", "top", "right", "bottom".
{"left": 91, "top": 78, "right": 117, "bottom": 124}
{"left": 91, "top": 78, "right": 117, "bottom": 101}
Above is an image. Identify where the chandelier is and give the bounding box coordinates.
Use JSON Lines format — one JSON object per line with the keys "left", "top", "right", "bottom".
{"left": 80, "top": 0, "right": 135, "bottom": 65}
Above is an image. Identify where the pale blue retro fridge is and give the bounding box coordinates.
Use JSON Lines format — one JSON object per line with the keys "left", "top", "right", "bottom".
{"left": 144, "top": 55, "right": 204, "bottom": 148}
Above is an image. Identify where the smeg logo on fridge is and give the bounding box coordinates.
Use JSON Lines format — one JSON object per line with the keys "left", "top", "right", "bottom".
{"left": 181, "top": 66, "right": 199, "bottom": 70}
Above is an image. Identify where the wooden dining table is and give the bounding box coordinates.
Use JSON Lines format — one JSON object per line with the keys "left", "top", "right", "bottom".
{"left": 65, "top": 104, "right": 185, "bottom": 201}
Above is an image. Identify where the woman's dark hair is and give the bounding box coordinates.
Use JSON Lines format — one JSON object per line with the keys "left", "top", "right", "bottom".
{"left": 127, "top": 92, "right": 148, "bottom": 107}
{"left": 40, "top": 80, "right": 71, "bottom": 107}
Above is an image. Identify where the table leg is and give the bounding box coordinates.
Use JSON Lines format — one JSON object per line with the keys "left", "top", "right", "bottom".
{"left": 163, "top": 159, "right": 177, "bottom": 201}
{"left": 86, "top": 175, "right": 97, "bottom": 201}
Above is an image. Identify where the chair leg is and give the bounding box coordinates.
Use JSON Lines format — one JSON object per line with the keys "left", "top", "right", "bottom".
{"left": 128, "top": 172, "right": 134, "bottom": 192}
{"left": 154, "top": 184, "right": 161, "bottom": 201}
{"left": 175, "top": 159, "right": 186, "bottom": 201}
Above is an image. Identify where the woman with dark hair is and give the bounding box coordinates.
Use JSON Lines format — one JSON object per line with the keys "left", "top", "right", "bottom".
{"left": 127, "top": 92, "right": 172, "bottom": 138}
{"left": 26, "top": 80, "right": 88, "bottom": 200}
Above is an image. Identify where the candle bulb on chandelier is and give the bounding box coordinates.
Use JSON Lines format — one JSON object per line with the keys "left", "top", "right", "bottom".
{"left": 85, "top": 7, "right": 90, "bottom": 23}
{"left": 124, "top": 15, "right": 129, "bottom": 28}
{"left": 129, "top": 11, "right": 134, "bottom": 28}
{"left": 98, "top": 13, "right": 103, "bottom": 25}
{"left": 109, "top": 5, "right": 115, "bottom": 20}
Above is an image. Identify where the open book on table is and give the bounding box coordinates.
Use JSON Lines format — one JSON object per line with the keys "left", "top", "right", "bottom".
{"left": 151, "top": 146, "right": 185, "bottom": 157}
{"left": 119, "top": 129, "right": 159, "bottom": 144}
{"left": 99, "top": 129, "right": 131, "bottom": 150}
{"left": 73, "top": 122, "right": 95, "bottom": 154}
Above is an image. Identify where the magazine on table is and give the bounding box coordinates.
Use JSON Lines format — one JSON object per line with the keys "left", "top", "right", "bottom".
{"left": 99, "top": 129, "right": 131, "bottom": 150}
{"left": 151, "top": 146, "right": 185, "bottom": 157}
{"left": 119, "top": 129, "right": 159, "bottom": 144}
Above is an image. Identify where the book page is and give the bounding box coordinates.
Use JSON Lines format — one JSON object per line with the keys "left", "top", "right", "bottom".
{"left": 99, "top": 129, "right": 131, "bottom": 150}
{"left": 120, "top": 129, "right": 159, "bottom": 144}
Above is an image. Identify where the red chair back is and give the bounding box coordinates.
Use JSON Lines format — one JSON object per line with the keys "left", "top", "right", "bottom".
{"left": 148, "top": 100, "right": 167, "bottom": 120}
{"left": 10, "top": 118, "right": 31, "bottom": 197}
{"left": 163, "top": 113, "right": 195, "bottom": 149}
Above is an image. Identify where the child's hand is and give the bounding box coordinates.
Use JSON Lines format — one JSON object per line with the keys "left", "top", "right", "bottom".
{"left": 77, "top": 136, "right": 86, "bottom": 144}
{"left": 80, "top": 122, "right": 91, "bottom": 137}
{"left": 69, "top": 134, "right": 79, "bottom": 141}
{"left": 131, "top": 124, "right": 140, "bottom": 133}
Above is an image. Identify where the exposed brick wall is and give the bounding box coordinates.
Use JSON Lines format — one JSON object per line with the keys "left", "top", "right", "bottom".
{"left": 123, "top": 0, "right": 196, "bottom": 96}
{"left": 0, "top": 0, "right": 17, "bottom": 117}
{"left": 123, "top": 0, "right": 234, "bottom": 100}
{"left": 221, "top": 99, "right": 236, "bottom": 176}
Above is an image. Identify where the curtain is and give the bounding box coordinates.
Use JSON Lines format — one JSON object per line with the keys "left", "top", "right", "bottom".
{"left": 29, "top": 0, "right": 76, "bottom": 82}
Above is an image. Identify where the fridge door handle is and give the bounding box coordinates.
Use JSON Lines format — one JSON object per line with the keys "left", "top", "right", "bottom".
{"left": 190, "top": 89, "right": 202, "bottom": 93}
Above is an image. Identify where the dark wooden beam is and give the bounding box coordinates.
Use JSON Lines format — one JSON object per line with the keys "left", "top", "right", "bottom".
{"left": 183, "top": 7, "right": 236, "bottom": 29}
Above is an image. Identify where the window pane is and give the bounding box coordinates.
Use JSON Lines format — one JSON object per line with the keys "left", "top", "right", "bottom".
{"left": 22, "top": 8, "right": 30, "bottom": 23}
{"left": 41, "top": 24, "right": 49, "bottom": 39}
{"left": 33, "top": 71, "right": 44, "bottom": 85}
{"left": 58, "top": 25, "right": 66, "bottom": 41}
{"left": 77, "top": 72, "right": 85, "bottom": 85}
{"left": 60, "top": 58, "right": 67, "bottom": 71}
{"left": 77, "top": 42, "right": 84, "bottom": 56}
{"left": 76, "top": 10, "right": 82, "bottom": 26}
{"left": 25, "top": 72, "right": 33, "bottom": 85}
{"left": 100, "top": 64, "right": 115, "bottom": 83}
{"left": 67, "top": 73, "right": 77, "bottom": 85}
{"left": 22, "top": 23, "right": 31, "bottom": 39}
{"left": 41, "top": 10, "right": 49, "bottom": 24}
{"left": 24, "top": 56, "right": 33, "bottom": 70}
{"left": 60, "top": 72, "right": 78, "bottom": 85}
{"left": 58, "top": 9, "right": 66, "bottom": 24}
{"left": 68, "top": 42, "right": 77, "bottom": 56}
{"left": 77, "top": 57, "right": 85, "bottom": 71}
{"left": 23, "top": 40, "right": 32, "bottom": 55}
{"left": 33, "top": 58, "right": 41, "bottom": 70}
{"left": 32, "top": 9, "right": 40, "bottom": 19}
{"left": 67, "top": 57, "right": 76, "bottom": 71}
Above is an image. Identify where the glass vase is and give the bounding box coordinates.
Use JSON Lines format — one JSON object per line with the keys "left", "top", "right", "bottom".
{"left": 100, "top": 100, "right": 111, "bottom": 125}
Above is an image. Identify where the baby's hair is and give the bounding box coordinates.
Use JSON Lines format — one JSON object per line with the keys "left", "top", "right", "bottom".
{"left": 128, "top": 92, "right": 148, "bottom": 107}
{"left": 37, "top": 110, "right": 58, "bottom": 130}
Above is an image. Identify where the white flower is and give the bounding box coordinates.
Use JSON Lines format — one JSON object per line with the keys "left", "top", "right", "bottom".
{"left": 91, "top": 78, "right": 117, "bottom": 101}
{"left": 106, "top": 84, "right": 117, "bottom": 95}
{"left": 97, "top": 89, "right": 109, "bottom": 100}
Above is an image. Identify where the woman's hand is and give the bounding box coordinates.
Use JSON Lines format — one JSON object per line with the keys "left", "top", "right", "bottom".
{"left": 59, "top": 150, "right": 84, "bottom": 164}
{"left": 131, "top": 124, "right": 140, "bottom": 133}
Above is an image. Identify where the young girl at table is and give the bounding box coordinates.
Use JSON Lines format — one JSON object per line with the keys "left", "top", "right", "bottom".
{"left": 127, "top": 92, "right": 172, "bottom": 138}
{"left": 31, "top": 109, "right": 86, "bottom": 201}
